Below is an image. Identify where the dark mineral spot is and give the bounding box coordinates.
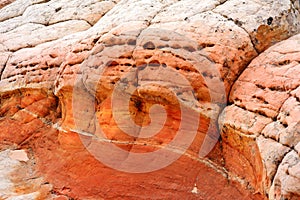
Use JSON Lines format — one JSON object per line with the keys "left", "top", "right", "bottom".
{"left": 133, "top": 99, "right": 143, "bottom": 111}
{"left": 107, "top": 61, "right": 119, "bottom": 67}
{"left": 127, "top": 39, "right": 136, "bottom": 45}
{"left": 200, "top": 43, "right": 215, "bottom": 48}
{"left": 278, "top": 60, "right": 291, "bottom": 66}
{"left": 143, "top": 41, "right": 155, "bottom": 50}
{"left": 55, "top": 7, "right": 62, "bottom": 12}
{"left": 138, "top": 63, "right": 147, "bottom": 70}
{"left": 148, "top": 60, "right": 160, "bottom": 67}
{"left": 144, "top": 55, "right": 152, "bottom": 59}
{"left": 267, "top": 17, "right": 273, "bottom": 25}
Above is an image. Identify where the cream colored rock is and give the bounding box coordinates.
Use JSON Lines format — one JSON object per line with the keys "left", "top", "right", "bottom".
{"left": 219, "top": 105, "right": 273, "bottom": 136}
{"left": 0, "top": 0, "right": 118, "bottom": 52}
{"left": 296, "top": 142, "right": 300, "bottom": 155}
{"left": 269, "top": 150, "right": 300, "bottom": 199}
{"left": 49, "top": 0, "right": 117, "bottom": 25}
{"left": 1, "top": 20, "right": 91, "bottom": 51}
{"left": 0, "top": 149, "right": 51, "bottom": 199}
{"left": 8, "top": 149, "right": 29, "bottom": 162}
{"left": 213, "top": 0, "right": 300, "bottom": 52}
{"left": 0, "top": 0, "right": 47, "bottom": 22}
{"left": 257, "top": 136, "right": 290, "bottom": 193}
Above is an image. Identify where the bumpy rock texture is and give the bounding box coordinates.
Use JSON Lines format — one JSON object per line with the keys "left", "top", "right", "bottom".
{"left": 0, "top": 0, "right": 299, "bottom": 199}
{"left": 219, "top": 34, "right": 300, "bottom": 199}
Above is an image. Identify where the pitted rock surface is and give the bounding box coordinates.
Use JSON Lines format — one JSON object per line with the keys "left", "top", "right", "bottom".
{"left": 0, "top": 0, "right": 299, "bottom": 199}
{"left": 219, "top": 34, "right": 300, "bottom": 199}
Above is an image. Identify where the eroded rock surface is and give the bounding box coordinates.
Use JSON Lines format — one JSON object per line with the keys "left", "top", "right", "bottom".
{"left": 0, "top": 0, "right": 299, "bottom": 199}
{"left": 219, "top": 34, "right": 300, "bottom": 199}
{"left": 0, "top": 149, "right": 52, "bottom": 199}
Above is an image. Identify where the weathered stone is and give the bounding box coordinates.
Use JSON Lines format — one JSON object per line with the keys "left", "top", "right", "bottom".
{"left": 213, "top": 0, "right": 300, "bottom": 52}
{"left": 0, "top": 149, "right": 52, "bottom": 199}
{"left": 257, "top": 136, "right": 290, "bottom": 194}
{"left": 0, "top": 0, "right": 300, "bottom": 199}
{"left": 8, "top": 149, "right": 29, "bottom": 162}
{"left": 220, "top": 33, "right": 300, "bottom": 198}
{"left": 269, "top": 150, "right": 300, "bottom": 200}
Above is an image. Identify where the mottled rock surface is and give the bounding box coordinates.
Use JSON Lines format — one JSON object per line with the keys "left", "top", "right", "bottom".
{"left": 219, "top": 34, "right": 300, "bottom": 199}
{"left": 0, "top": 0, "right": 299, "bottom": 199}
{"left": 0, "top": 149, "right": 52, "bottom": 199}
{"left": 0, "top": 0, "right": 14, "bottom": 9}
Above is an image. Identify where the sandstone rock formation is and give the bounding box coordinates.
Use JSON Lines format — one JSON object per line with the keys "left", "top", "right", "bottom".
{"left": 219, "top": 33, "right": 300, "bottom": 199}
{"left": 0, "top": 0, "right": 299, "bottom": 199}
